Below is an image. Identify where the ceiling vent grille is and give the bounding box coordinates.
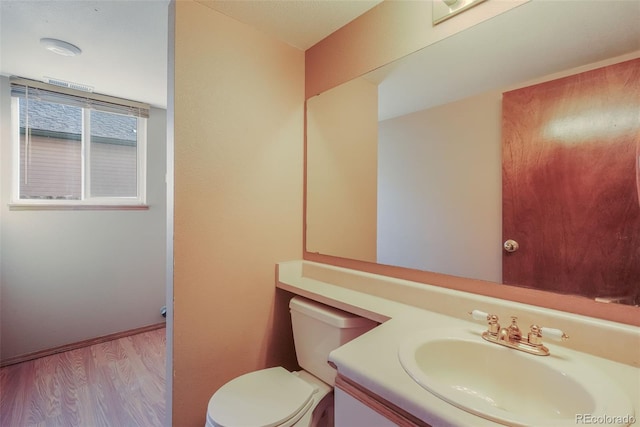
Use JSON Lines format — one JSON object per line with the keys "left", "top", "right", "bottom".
{"left": 44, "top": 76, "right": 94, "bottom": 93}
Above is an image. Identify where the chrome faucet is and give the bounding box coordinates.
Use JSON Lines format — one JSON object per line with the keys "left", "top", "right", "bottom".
{"left": 470, "top": 310, "right": 569, "bottom": 356}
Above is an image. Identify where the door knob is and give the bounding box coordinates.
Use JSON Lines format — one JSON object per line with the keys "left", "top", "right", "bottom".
{"left": 504, "top": 239, "right": 519, "bottom": 253}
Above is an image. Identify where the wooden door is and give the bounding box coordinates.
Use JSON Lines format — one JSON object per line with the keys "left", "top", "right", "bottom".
{"left": 502, "top": 58, "right": 640, "bottom": 302}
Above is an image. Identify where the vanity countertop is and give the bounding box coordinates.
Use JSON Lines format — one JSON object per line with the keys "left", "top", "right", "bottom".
{"left": 276, "top": 260, "right": 640, "bottom": 427}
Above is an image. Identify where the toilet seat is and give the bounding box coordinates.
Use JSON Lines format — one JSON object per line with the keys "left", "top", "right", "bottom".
{"left": 207, "top": 367, "right": 318, "bottom": 427}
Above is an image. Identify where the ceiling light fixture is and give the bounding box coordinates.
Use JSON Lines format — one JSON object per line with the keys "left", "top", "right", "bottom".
{"left": 40, "top": 38, "right": 82, "bottom": 57}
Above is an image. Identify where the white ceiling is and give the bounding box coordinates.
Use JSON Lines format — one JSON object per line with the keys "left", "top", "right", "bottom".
{"left": 0, "top": 0, "right": 382, "bottom": 109}
{"left": 4, "top": 0, "right": 636, "bottom": 116}
{"left": 0, "top": 0, "right": 170, "bottom": 108}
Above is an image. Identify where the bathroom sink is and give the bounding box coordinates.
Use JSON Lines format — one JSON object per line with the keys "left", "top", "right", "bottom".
{"left": 398, "top": 328, "right": 634, "bottom": 427}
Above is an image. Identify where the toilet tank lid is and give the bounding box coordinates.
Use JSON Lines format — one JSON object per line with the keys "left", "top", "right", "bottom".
{"left": 289, "top": 296, "right": 378, "bottom": 329}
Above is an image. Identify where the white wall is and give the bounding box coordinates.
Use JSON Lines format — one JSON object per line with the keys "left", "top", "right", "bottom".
{"left": 0, "top": 75, "right": 167, "bottom": 361}
{"left": 377, "top": 90, "right": 502, "bottom": 282}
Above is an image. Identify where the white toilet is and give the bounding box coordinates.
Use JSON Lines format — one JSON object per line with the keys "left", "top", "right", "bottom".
{"left": 205, "top": 296, "right": 378, "bottom": 427}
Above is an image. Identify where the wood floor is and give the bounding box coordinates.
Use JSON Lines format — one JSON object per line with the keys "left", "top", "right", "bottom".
{"left": 0, "top": 328, "right": 166, "bottom": 427}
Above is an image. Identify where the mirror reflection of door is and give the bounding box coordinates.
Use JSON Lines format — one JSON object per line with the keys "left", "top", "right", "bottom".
{"left": 502, "top": 58, "right": 640, "bottom": 304}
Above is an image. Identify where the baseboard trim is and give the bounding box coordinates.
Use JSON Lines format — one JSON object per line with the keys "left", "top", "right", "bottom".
{"left": 0, "top": 322, "right": 166, "bottom": 368}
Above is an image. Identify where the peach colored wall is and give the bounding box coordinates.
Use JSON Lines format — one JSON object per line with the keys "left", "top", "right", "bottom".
{"left": 305, "top": 0, "right": 526, "bottom": 98}
{"left": 306, "top": 77, "right": 377, "bottom": 262}
{"left": 173, "top": 2, "right": 303, "bottom": 425}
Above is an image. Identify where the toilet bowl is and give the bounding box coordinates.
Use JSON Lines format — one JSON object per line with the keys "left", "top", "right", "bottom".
{"left": 205, "top": 296, "right": 377, "bottom": 427}
{"left": 205, "top": 368, "right": 333, "bottom": 427}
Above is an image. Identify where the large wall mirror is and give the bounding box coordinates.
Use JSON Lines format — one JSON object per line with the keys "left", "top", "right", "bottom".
{"left": 306, "top": 1, "right": 640, "bottom": 308}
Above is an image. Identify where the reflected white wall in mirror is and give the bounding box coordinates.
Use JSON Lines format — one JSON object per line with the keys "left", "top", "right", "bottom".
{"left": 377, "top": 90, "right": 502, "bottom": 282}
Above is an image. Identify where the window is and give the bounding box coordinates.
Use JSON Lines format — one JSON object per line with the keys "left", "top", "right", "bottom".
{"left": 10, "top": 77, "right": 149, "bottom": 208}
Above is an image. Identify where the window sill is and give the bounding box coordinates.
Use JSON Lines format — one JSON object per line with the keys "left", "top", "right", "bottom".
{"left": 8, "top": 203, "right": 149, "bottom": 211}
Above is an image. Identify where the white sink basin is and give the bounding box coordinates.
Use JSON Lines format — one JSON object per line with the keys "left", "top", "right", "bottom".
{"left": 398, "top": 328, "right": 635, "bottom": 427}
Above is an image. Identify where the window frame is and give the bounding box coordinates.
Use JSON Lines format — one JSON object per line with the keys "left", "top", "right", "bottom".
{"left": 9, "top": 79, "right": 149, "bottom": 210}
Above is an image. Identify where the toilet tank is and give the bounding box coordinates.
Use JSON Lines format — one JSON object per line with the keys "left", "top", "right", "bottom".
{"left": 289, "top": 296, "right": 378, "bottom": 386}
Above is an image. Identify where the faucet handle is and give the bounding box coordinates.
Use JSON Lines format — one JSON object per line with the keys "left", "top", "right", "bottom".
{"left": 528, "top": 324, "right": 569, "bottom": 345}
{"left": 469, "top": 309, "right": 490, "bottom": 321}
{"left": 540, "top": 327, "right": 569, "bottom": 341}
{"left": 469, "top": 310, "right": 500, "bottom": 334}
{"left": 528, "top": 325, "right": 543, "bottom": 345}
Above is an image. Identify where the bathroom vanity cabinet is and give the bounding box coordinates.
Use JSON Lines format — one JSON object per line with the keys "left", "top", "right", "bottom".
{"left": 334, "top": 376, "right": 427, "bottom": 427}
{"left": 335, "top": 387, "right": 404, "bottom": 427}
